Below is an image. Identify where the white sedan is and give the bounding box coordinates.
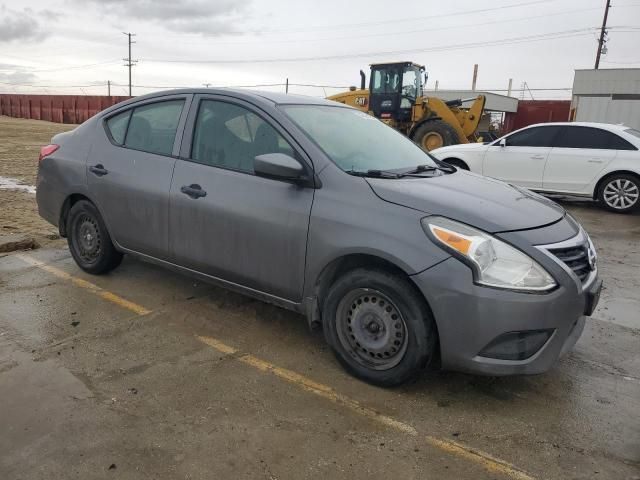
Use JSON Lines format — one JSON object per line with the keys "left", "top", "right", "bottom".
{"left": 431, "top": 122, "right": 640, "bottom": 213}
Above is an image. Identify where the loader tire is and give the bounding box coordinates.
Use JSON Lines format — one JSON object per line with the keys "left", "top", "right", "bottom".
{"left": 412, "top": 120, "right": 460, "bottom": 152}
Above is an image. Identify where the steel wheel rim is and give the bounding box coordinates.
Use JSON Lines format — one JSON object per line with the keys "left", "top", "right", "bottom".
{"left": 73, "top": 214, "right": 102, "bottom": 264}
{"left": 603, "top": 179, "right": 639, "bottom": 210}
{"left": 335, "top": 288, "right": 408, "bottom": 371}
{"left": 421, "top": 132, "right": 444, "bottom": 151}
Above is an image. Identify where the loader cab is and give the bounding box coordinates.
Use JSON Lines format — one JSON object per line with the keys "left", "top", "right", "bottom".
{"left": 369, "top": 62, "right": 424, "bottom": 123}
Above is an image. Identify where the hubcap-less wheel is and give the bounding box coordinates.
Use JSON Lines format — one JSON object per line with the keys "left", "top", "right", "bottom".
{"left": 603, "top": 178, "right": 639, "bottom": 210}
{"left": 421, "top": 132, "right": 444, "bottom": 151}
{"left": 335, "top": 288, "right": 408, "bottom": 371}
{"left": 74, "top": 214, "right": 102, "bottom": 263}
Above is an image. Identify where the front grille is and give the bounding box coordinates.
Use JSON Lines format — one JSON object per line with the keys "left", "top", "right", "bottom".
{"left": 548, "top": 245, "right": 591, "bottom": 282}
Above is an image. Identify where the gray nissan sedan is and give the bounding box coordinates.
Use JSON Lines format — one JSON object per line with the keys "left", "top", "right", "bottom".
{"left": 36, "top": 89, "right": 602, "bottom": 386}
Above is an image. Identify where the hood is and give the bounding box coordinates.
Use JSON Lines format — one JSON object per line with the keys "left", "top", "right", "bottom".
{"left": 366, "top": 170, "right": 565, "bottom": 233}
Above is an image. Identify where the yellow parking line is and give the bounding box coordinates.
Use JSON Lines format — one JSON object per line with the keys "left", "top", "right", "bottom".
{"left": 15, "top": 253, "right": 534, "bottom": 479}
{"left": 197, "top": 335, "right": 535, "bottom": 480}
{"left": 15, "top": 254, "right": 151, "bottom": 316}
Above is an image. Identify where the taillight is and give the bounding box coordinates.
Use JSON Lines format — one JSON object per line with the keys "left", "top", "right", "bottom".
{"left": 39, "top": 144, "right": 59, "bottom": 163}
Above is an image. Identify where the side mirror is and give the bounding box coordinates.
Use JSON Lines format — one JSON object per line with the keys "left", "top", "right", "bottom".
{"left": 254, "top": 153, "right": 309, "bottom": 185}
{"left": 499, "top": 138, "right": 507, "bottom": 148}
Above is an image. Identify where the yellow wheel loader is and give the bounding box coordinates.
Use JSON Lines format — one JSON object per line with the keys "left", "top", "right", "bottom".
{"left": 328, "top": 62, "right": 486, "bottom": 151}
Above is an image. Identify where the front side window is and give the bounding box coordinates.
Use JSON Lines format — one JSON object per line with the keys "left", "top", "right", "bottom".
{"left": 124, "top": 100, "right": 184, "bottom": 156}
{"left": 191, "top": 100, "right": 294, "bottom": 173}
{"left": 371, "top": 68, "right": 401, "bottom": 94}
{"left": 505, "top": 126, "right": 562, "bottom": 147}
{"left": 281, "top": 105, "right": 437, "bottom": 173}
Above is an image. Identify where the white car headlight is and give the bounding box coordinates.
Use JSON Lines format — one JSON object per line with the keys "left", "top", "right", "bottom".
{"left": 423, "top": 217, "right": 557, "bottom": 292}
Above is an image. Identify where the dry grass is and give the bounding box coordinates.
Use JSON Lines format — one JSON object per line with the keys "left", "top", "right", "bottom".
{"left": 0, "top": 116, "right": 76, "bottom": 244}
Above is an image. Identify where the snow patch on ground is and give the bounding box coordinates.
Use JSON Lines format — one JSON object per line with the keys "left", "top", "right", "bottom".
{"left": 0, "top": 176, "right": 36, "bottom": 194}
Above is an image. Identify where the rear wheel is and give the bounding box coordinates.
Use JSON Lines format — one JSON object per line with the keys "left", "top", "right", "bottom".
{"left": 323, "top": 268, "right": 437, "bottom": 387}
{"left": 67, "top": 200, "right": 123, "bottom": 274}
{"left": 412, "top": 120, "right": 460, "bottom": 152}
{"left": 598, "top": 173, "right": 640, "bottom": 213}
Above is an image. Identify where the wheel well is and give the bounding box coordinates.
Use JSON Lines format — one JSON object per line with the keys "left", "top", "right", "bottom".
{"left": 58, "top": 193, "right": 91, "bottom": 237}
{"left": 313, "top": 254, "right": 440, "bottom": 364}
{"left": 593, "top": 170, "right": 640, "bottom": 200}
{"left": 443, "top": 158, "right": 469, "bottom": 170}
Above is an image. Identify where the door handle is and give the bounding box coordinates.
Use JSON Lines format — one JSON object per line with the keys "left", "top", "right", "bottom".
{"left": 180, "top": 184, "right": 207, "bottom": 199}
{"left": 530, "top": 155, "right": 546, "bottom": 160}
{"left": 588, "top": 159, "right": 604, "bottom": 163}
{"left": 89, "top": 164, "right": 108, "bottom": 176}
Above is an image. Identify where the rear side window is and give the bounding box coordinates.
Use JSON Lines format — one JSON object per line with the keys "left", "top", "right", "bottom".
{"left": 505, "top": 126, "right": 562, "bottom": 147}
{"left": 554, "top": 126, "right": 636, "bottom": 150}
{"left": 124, "top": 100, "right": 185, "bottom": 156}
{"left": 106, "top": 110, "right": 130, "bottom": 145}
{"left": 191, "top": 100, "right": 294, "bottom": 173}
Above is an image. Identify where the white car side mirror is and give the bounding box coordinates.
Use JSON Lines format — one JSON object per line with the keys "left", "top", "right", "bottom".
{"left": 499, "top": 138, "right": 507, "bottom": 148}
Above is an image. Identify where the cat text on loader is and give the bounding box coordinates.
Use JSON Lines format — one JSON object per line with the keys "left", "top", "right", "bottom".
{"left": 328, "top": 61, "right": 486, "bottom": 151}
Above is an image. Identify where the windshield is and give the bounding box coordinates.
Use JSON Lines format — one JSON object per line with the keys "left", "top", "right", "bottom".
{"left": 281, "top": 105, "right": 438, "bottom": 172}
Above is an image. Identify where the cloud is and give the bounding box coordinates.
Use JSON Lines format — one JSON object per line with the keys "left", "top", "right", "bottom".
{"left": 0, "top": 70, "right": 38, "bottom": 85}
{"left": 0, "top": 5, "right": 53, "bottom": 43}
{"left": 85, "top": 0, "right": 250, "bottom": 35}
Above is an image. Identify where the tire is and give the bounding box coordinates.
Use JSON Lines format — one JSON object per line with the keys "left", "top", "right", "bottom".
{"left": 598, "top": 173, "right": 640, "bottom": 213}
{"left": 444, "top": 158, "right": 469, "bottom": 170}
{"left": 411, "top": 120, "right": 460, "bottom": 152}
{"left": 322, "top": 268, "right": 437, "bottom": 387}
{"left": 66, "top": 200, "right": 123, "bottom": 274}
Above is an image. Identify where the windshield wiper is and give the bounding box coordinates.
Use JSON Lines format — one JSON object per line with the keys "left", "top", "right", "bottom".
{"left": 345, "top": 169, "right": 401, "bottom": 179}
{"left": 398, "top": 163, "right": 455, "bottom": 177}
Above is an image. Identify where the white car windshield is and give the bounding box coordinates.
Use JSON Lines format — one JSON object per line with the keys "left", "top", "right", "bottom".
{"left": 281, "top": 105, "right": 438, "bottom": 173}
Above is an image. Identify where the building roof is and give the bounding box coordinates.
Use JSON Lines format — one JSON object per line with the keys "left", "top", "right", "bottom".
{"left": 573, "top": 68, "right": 640, "bottom": 95}
{"left": 423, "top": 90, "right": 519, "bottom": 113}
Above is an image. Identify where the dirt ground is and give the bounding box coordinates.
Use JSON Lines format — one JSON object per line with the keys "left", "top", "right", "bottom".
{"left": 0, "top": 116, "right": 76, "bottom": 246}
{"left": 0, "top": 116, "right": 639, "bottom": 480}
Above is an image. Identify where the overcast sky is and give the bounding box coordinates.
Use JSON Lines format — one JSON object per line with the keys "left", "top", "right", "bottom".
{"left": 1, "top": 0, "right": 639, "bottom": 98}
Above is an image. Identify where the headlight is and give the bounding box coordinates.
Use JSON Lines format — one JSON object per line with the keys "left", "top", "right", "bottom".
{"left": 423, "top": 217, "right": 556, "bottom": 292}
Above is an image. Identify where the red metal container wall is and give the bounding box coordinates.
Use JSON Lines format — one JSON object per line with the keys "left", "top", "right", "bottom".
{"left": 0, "top": 94, "right": 130, "bottom": 124}
{"left": 503, "top": 100, "right": 571, "bottom": 133}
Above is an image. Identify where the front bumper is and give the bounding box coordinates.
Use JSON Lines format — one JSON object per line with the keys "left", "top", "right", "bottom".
{"left": 411, "top": 256, "right": 599, "bottom": 376}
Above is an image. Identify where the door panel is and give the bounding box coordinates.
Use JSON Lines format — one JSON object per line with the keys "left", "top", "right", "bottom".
{"left": 482, "top": 126, "right": 563, "bottom": 189}
{"left": 543, "top": 126, "right": 620, "bottom": 193}
{"left": 169, "top": 161, "right": 313, "bottom": 300}
{"left": 168, "top": 97, "right": 314, "bottom": 301}
{"left": 483, "top": 146, "right": 550, "bottom": 188}
{"left": 88, "top": 97, "right": 188, "bottom": 259}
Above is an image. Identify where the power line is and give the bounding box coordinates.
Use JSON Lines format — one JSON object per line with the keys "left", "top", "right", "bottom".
{"left": 144, "top": 27, "right": 601, "bottom": 65}
{"left": 158, "top": 6, "right": 607, "bottom": 47}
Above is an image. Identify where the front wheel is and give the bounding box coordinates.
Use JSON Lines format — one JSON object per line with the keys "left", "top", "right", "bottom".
{"left": 598, "top": 174, "right": 640, "bottom": 213}
{"left": 323, "top": 268, "right": 437, "bottom": 387}
{"left": 411, "top": 120, "right": 460, "bottom": 152}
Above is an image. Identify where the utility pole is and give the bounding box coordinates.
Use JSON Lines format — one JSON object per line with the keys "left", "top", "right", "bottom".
{"left": 285, "top": 78, "right": 289, "bottom": 94}
{"left": 471, "top": 64, "right": 478, "bottom": 92}
{"left": 122, "top": 32, "right": 137, "bottom": 96}
{"left": 107, "top": 80, "right": 111, "bottom": 96}
{"left": 595, "top": 0, "right": 611, "bottom": 69}
{"left": 434, "top": 80, "right": 439, "bottom": 91}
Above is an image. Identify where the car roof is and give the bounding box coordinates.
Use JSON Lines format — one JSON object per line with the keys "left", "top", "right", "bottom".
{"left": 521, "top": 121, "right": 633, "bottom": 132}
{"left": 126, "top": 88, "right": 339, "bottom": 106}
{"left": 98, "top": 88, "right": 346, "bottom": 119}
